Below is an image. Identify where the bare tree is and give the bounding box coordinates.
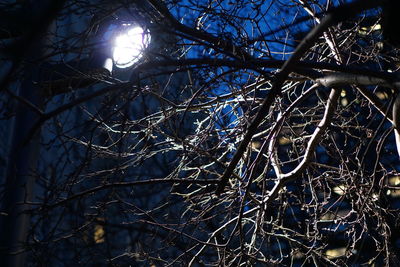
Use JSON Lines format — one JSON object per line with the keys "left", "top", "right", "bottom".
{"left": 1, "top": 0, "right": 400, "bottom": 266}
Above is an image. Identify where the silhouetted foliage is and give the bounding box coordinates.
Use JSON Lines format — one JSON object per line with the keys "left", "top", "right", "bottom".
{"left": 1, "top": 0, "right": 400, "bottom": 266}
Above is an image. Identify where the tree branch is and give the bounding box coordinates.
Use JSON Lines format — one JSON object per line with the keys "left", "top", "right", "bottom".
{"left": 266, "top": 87, "right": 340, "bottom": 204}
{"left": 215, "top": 0, "right": 381, "bottom": 194}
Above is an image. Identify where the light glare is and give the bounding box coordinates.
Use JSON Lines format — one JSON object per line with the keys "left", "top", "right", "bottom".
{"left": 112, "top": 26, "right": 150, "bottom": 69}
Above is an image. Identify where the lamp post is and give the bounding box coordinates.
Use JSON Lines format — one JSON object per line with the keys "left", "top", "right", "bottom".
{"left": 0, "top": 13, "right": 151, "bottom": 266}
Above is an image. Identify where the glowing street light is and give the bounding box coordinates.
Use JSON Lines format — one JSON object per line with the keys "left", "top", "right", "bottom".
{"left": 112, "top": 25, "right": 151, "bottom": 69}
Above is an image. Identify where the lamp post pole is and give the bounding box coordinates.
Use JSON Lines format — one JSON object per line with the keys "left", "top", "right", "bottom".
{"left": 0, "top": 66, "right": 43, "bottom": 266}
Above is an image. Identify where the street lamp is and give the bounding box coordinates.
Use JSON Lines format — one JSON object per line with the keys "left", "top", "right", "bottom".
{"left": 111, "top": 24, "right": 151, "bottom": 69}
{"left": 37, "top": 22, "right": 152, "bottom": 95}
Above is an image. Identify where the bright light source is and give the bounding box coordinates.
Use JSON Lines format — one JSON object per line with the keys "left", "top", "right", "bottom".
{"left": 103, "top": 58, "right": 113, "bottom": 73}
{"left": 112, "top": 25, "right": 150, "bottom": 69}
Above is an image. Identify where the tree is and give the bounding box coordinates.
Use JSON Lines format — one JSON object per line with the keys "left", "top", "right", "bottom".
{"left": 1, "top": 0, "right": 400, "bottom": 266}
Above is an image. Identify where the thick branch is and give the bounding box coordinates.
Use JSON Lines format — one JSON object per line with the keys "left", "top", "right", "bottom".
{"left": 393, "top": 93, "right": 400, "bottom": 159}
{"left": 316, "top": 73, "right": 398, "bottom": 123}
{"left": 267, "top": 87, "right": 340, "bottom": 204}
{"left": 40, "top": 68, "right": 112, "bottom": 97}
{"left": 316, "top": 73, "right": 400, "bottom": 88}
{"left": 146, "top": 0, "right": 252, "bottom": 60}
